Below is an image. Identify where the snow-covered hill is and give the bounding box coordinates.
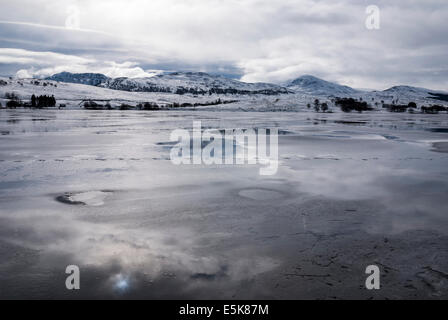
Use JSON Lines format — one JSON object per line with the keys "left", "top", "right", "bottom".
{"left": 42, "top": 71, "right": 448, "bottom": 104}
{"left": 46, "top": 72, "right": 110, "bottom": 86}
{"left": 0, "top": 77, "right": 232, "bottom": 109}
{"left": 100, "top": 72, "right": 290, "bottom": 95}
{"left": 46, "top": 71, "right": 290, "bottom": 96}
{"left": 2, "top": 73, "right": 447, "bottom": 112}
{"left": 383, "top": 85, "right": 448, "bottom": 101}
{"left": 286, "top": 75, "right": 359, "bottom": 96}
{"left": 358, "top": 85, "right": 448, "bottom": 106}
{"left": 0, "top": 76, "right": 299, "bottom": 111}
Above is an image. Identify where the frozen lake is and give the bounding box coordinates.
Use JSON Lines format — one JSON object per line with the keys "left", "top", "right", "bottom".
{"left": 0, "top": 109, "right": 448, "bottom": 299}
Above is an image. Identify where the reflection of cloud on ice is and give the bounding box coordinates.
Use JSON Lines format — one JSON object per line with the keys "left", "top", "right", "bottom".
{"left": 284, "top": 160, "right": 415, "bottom": 201}
{"left": 0, "top": 206, "right": 277, "bottom": 289}
{"left": 111, "top": 273, "right": 130, "bottom": 293}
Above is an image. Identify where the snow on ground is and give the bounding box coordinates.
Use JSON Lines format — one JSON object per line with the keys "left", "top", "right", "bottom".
{"left": 1, "top": 76, "right": 446, "bottom": 113}
{"left": 0, "top": 76, "right": 227, "bottom": 108}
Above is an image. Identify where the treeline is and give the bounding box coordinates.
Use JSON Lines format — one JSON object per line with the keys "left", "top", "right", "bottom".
{"left": 420, "top": 105, "right": 447, "bottom": 114}
{"left": 307, "top": 99, "right": 331, "bottom": 113}
{"left": 83, "top": 99, "right": 238, "bottom": 110}
{"left": 139, "top": 86, "right": 172, "bottom": 93}
{"left": 382, "top": 102, "right": 448, "bottom": 114}
{"left": 176, "top": 87, "right": 288, "bottom": 96}
{"left": 107, "top": 81, "right": 288, "bottom": 96}
{"left": 314, "top": 96, "right": 448, "bottom": 114}
{"left": 31, "top": 94, "right": 56, "bottom": 108}
{"left": 83, "top": 101, "right": 112, "bottom": 110}
{"left": 138, "top": 98, "right": 238, "bottom": 110}
{"left": 3, "top": 92, "right": 22, "bottom": 108}
{"left": 306, "top": 97, "right": 374, "bottom": 113}
{"left": 30, "top": 80, "right": 57, "bottom": 87}
{"left": 136, "top": 86, "right": 287, "bottom": 96}
{"left": 335, "top": 98, "right": 374, "bottom": 113}
{"left": 207, "top": 87, "right": 288, "bottom": 96}
{"left": 1, "top": 93, "right": 58, "bottom": 109}
{"left": 382, "top": 102, "right": 417, "bottom": 113}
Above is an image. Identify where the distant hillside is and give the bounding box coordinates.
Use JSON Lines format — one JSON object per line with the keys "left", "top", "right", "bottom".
{"left": 286, "top": 75, "right": 359, "bottom": 96}
{"left": 47, "top": 71, "right": 289, "bottom": 96}
{"left": 375, "top": 85, "right": 448, "bottom": 102}
{"left": 39, "top": 71, "right": 448, "bottom": 103}
{"left": 46, "top": 72, "right": 110, "bottom": 86}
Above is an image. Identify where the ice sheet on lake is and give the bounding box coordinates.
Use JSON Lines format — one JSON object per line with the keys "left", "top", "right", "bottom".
{"left": 0, "top": 109, "right": 448, "bottom": 299}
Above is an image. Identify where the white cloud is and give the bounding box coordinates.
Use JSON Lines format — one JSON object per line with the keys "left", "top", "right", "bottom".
{"left": 15, "top": 69, "right": 33, "bottom": 79}
{"left": 0, "top": 48, "right": 93, "bottom": 66}
{"left": 1, "top": 48, "right": 154, "bottom": 79}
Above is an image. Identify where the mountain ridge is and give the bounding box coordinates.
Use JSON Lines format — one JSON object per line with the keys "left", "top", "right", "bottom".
{"left": 46, "top": 71, "right": 290, "bottom": 96}
{"left": 44, "top": 71, "right": 447, "bottom": 98}
{"left": 46, "top": 72, "right": 110, "bottom": 86}
{"left": 286, "top": 75, "right": 359, "bottom": 96}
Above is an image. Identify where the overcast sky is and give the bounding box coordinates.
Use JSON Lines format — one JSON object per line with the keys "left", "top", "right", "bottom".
{"left": 0, "top": 0, "right": 447, "bottom": 90}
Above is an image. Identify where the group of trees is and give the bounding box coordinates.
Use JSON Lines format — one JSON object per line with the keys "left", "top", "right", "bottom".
{"left": 161, "top": 99, "right": 237, "bottom": 109}
{"left": 140, "top": 86, "right": 171, "bottom": 93}
{"left": 4, "top": 92, "right": 22, "bottom": 108}
{"left": 421, "top": 105, "right": 448, "bottom": 114}
{"left": 4, "top": 92, "right": 20, "bottom": 100}
{"left": 382, "top": 102, "right": 417, "bottom": 113}
{"left": 83, "top": 101, "right": 112, "bottom": 110}
{"left": 334, "top": 98, "right": 373, "bottom": 113}
{"left": 31, "top": 94, "right": 56, "bottom": 108}
{"left": 137, "top": 102, "right": 161, "bottom": 110}
{"left": 2, "top": 93, "right": 57, "bottom": 109}
{"left": 208, "top": 87, "right": 288, "bottom": 96}
{"left": 381, "top": 101, "right": 448, "bottom": 113}
{"left": 173, "top": 86, "right": 287, "bottom": 96}
{"left": 30, "top": 80, "right": 57, "bottom": 87}
{"left": 171, "top": 86, "right": 288, "bottom": 96}
{"left": 82, "top": 98, "right": 238, "bottom": 111}
{"left": 308, "top": 99, "right": 330, "bottom": 113}
{"left": 307, "top": 98, "right": 377, "bottom": 113}
{"left": 175, "top": 87, "right": 207, "bottom": 95}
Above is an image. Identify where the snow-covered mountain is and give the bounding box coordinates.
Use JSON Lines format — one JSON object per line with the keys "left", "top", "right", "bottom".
{"left": 2, "top": 74, "right": 448, "bottom": 112}
{"left": 99, "top": 72, "right": 290, "bottom": 95}
{"left": 34, "top": 71, "right": 448, "bottom": 108}
{"left": 46, "top": 72, "right": 110, "bottom": 86}
{"left": 46, "top": 71, "right": 289, "bottom": 95}
{"left": 380, "top": 85, "right": 443, "bottom": 101}
{"left": 286, "top": 75, "right": 359, "bottom": 96}
{"left": 383, "top": 85, "right": 448, "bottom": 100}
{"left": 360, "top": 85, "right": 448, "bottom": 104}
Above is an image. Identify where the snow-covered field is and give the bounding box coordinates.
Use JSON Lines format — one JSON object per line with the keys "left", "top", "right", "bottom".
{"left": 1, "top": 74, "right": 447, "bottom": 112}
{"left": 0, "top": 107, "right": 447, "bottom": 299}
{"left": 1, "top": 76, "right": 228, "bottom": 109}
